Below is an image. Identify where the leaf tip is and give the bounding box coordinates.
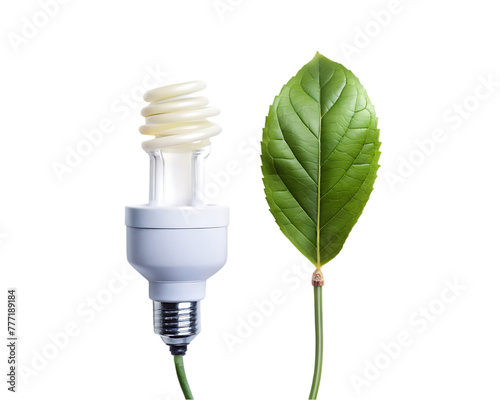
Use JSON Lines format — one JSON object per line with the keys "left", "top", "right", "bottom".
{"left": 314, "top": 51, "right": 323, "bottom": 60}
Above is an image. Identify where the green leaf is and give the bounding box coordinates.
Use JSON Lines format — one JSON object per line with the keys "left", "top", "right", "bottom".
{"left": 261, "top": 53, "right": 381, "bottom": 268}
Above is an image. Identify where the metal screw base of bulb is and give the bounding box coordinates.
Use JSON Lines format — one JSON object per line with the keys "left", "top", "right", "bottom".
{"left": 153, "top": 301, "right": 200, "bottom": 356}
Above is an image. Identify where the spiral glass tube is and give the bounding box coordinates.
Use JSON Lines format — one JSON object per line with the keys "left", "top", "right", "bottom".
{"left": 140, "top": 80, "right": 221, "bottom": 207}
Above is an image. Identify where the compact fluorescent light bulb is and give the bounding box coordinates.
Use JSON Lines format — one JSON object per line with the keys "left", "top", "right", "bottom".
{"left": 125, "top": 81, "right": 229, "bottom": 355}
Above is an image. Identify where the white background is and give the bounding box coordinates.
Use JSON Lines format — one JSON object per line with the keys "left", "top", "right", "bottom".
{"left": 1, "top": 0, "right": 499, "bottom": 399}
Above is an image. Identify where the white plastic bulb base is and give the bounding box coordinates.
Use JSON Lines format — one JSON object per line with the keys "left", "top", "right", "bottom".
{"left": 126, "top": 205, "right": 229, "bottom": 302}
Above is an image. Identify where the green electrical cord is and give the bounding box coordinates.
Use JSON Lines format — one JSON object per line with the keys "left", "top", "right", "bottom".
{"left": 309, "top": 286, "right": 324, "bottom": 399}
{"left": 174, "top": 355, "right": 194, "bottom": 399}
{"left": 172, "top": 287, "right": 323, "bottom": 400}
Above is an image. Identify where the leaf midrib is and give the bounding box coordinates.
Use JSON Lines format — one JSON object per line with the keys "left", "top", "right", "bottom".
{"left": 315, "top": 64, "right": 323, "bottom": 269}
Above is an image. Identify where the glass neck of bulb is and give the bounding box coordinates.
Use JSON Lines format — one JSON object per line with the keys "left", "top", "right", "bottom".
{"left": 148, "top": 144, "right": 210, "bottom": 207}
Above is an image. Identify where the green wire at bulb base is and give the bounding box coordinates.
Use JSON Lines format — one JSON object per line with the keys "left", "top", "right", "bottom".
{"left": 309, "top": 286, "right": 324, "bottom": 399}
{"left": 174, "top": 355, "right": 194, "bottom": 399}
